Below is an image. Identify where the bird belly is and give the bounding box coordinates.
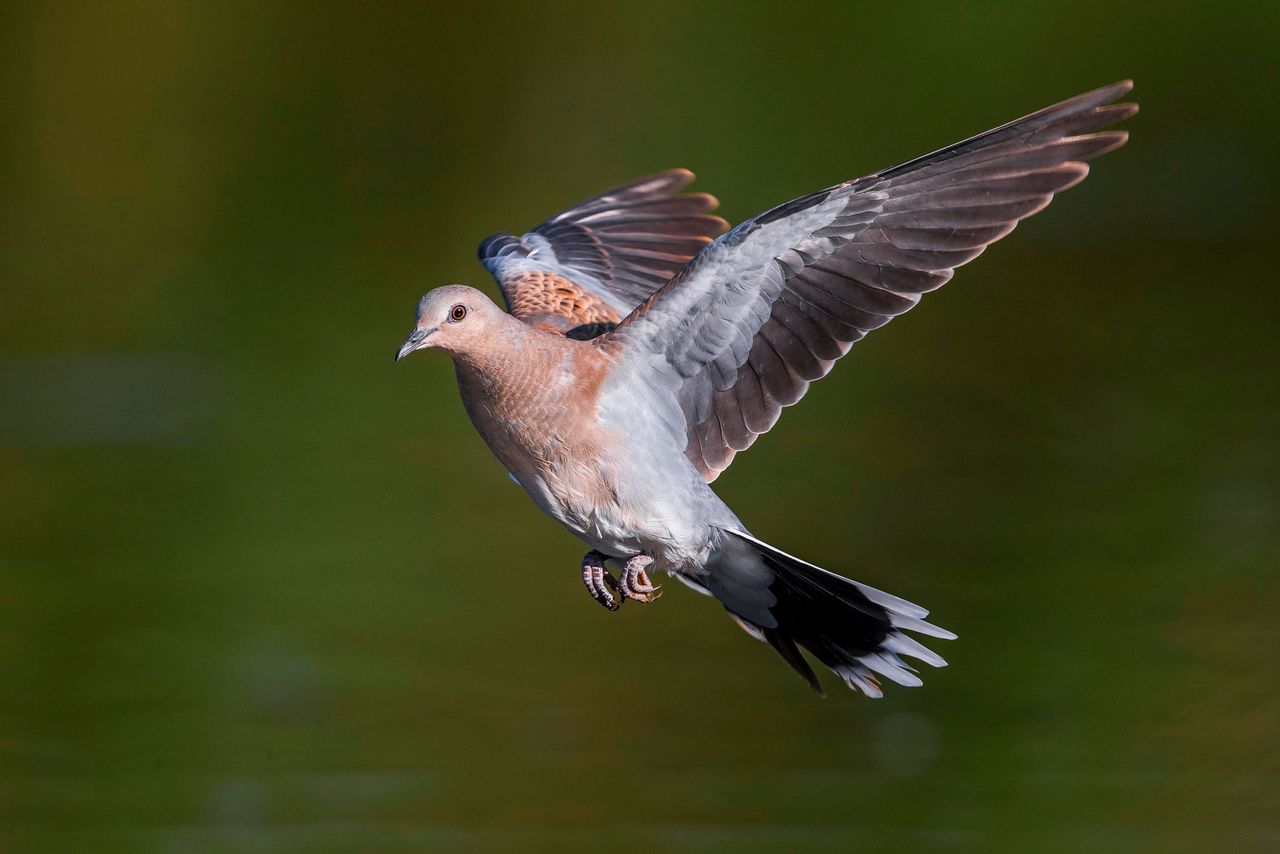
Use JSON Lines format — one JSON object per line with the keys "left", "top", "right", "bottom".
{"left": 547, "top": 448, "right": 721, "bottom": 573}
{"left": 515, "top": 446, "right": 714, "bottom": 572}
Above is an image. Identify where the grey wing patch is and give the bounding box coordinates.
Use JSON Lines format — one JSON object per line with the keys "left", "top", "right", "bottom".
{"left": 604, "top": 82, "right": 1137, "bottom": 482}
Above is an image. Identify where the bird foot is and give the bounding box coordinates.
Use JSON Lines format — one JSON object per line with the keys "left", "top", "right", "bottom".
{"left": 619, "top": 554, "right": 661, "bottom": 604}
{"left": 581, "top": 551, "right": 661, "bottom": 610}
{"left": 582, "top": 550, "right": 620, "bottom": 611}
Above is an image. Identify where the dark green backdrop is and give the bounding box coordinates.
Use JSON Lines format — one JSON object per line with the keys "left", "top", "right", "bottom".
{"left": 2, "top": 2, "right": 1276, "bottom": 851}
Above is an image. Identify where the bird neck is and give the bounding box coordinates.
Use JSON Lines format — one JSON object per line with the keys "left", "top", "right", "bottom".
{"left": 447, "top": 315, "right": 563, "bottom": 398}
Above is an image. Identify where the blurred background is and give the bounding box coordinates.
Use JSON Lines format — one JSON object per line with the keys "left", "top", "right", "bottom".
{"left": 2, "top": 2, "right": 1277, "bottom": 851}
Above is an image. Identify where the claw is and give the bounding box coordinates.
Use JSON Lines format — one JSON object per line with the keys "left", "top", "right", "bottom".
{"left": 581, "top": 550, "right": 620, "bottom": 611}
{"left": 619, "top": 554, "right": 662, "bottom": 604}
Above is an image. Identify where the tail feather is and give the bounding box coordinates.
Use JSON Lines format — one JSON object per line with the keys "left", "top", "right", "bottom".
{"left": 712, "top": 529, "right": 955, "bottom": 697}
{"left": 763, "top": 628, "right": 826, "bottom": 697}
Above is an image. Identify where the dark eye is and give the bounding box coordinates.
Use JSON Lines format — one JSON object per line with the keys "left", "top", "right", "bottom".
{"left": 449, "top": 304, "right": 467, "bottom": 322}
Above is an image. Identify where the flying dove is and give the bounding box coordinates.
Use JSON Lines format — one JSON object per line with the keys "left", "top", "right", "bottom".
{"left": 397, "top": 82, "right": 1137, "bottom": 696}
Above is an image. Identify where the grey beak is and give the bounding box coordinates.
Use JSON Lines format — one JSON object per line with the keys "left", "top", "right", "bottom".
{"left": 395, "top": 328, "right": 434, "bottom": 362}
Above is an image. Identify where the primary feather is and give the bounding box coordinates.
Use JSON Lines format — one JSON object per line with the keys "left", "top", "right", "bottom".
{"left": 604, "top": 81, "right": 1137, "bottom": 481}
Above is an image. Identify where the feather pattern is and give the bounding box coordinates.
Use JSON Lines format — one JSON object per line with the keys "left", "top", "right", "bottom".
{"left": 602, "top": 81, "right": 1137, "bottom": 481}
{"left": 479, "top": 169, "right": 728, "bottom": 331}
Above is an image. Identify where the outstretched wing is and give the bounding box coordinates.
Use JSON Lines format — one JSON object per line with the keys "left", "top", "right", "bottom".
{"left": 601, "top": 82, "right": 1137, "bottom": 481}
{"left": 478, "top": 169, "right": 728, "bottom": 335}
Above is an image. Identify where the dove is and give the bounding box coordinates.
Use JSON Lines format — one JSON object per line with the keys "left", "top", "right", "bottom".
{"left": 396, "top": 81, "right": 1137, "bottom": 696}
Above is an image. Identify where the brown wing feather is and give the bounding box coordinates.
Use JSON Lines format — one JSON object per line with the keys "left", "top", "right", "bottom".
{"left": 479, "top": 169, "right": 727, "bottom": 333}
{"left": 501, "top": 271, "right": 622, "bottom": 330}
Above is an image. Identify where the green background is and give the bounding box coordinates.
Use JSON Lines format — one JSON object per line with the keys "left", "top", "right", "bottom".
{"left": 2, "top": 2, "right": 1276, "bottom": 851}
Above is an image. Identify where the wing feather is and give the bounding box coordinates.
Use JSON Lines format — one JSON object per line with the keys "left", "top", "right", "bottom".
{"left": 478, "top": 170, "right": 728, "bottom": 333}
{"left": 601, "top": 82, "right": 1137, "bottom": 481}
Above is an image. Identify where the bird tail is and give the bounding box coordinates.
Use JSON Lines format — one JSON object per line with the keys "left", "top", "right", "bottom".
{"left": 698, "top": 530, "right": 956, "bottom": 697}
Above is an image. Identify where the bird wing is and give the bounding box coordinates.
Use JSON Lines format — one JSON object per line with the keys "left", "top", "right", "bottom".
{"left": 478, "top": 169, "right": 728, "bottom": 336}
{"left": 600, "top": 82, "right": 1137, "bottom": 481}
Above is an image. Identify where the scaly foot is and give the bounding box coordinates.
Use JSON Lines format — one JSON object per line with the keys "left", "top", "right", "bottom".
{"left": 619, "top": 554, "right": 661, "bottom": 604}
{"left": 581, "top": 550, "right": 620, "bottom": 611}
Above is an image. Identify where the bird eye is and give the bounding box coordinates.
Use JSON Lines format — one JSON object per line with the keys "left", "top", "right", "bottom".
{"left": 449, "top": 304, "right": 467, "bottom": 322}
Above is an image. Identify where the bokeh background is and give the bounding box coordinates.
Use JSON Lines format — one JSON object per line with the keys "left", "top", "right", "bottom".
{"left": 2, "top": 2, "right": 1277, "bottom": 851}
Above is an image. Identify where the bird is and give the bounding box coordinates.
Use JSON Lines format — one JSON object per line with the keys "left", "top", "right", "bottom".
{"left": 396, "top": 81, "right": 1137, "bottom": 697}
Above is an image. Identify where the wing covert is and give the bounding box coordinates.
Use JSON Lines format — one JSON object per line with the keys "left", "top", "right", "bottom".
{"left": 478, "top": 169, "right": 727, "bottom": 333}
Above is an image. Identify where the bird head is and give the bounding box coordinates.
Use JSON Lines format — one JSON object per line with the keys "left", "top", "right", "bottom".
{"left": 395, "top": 285, "right": 503, "bottom": 362}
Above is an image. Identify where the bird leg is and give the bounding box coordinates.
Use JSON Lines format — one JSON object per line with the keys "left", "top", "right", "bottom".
{"left": 618, "top": 553, "right": 661, "bottom": 604}
{"left": 581, "top": 550, "right": 620, "bottom": 611}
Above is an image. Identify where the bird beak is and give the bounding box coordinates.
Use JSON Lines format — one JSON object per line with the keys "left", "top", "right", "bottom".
{"left": 395, "top": 327, "right": 435, "bottom": 362}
